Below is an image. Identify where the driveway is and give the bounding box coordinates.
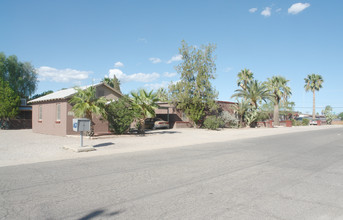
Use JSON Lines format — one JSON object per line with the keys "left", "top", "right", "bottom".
{"left": 0, "top": 127, "right": 343, "bottom": 219}
{"left": 0, "top": 126, "right": 342, "bottom": 167}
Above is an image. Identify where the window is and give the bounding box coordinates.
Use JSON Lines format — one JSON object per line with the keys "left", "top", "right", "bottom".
{"left": 56, "top": 104, "right": 61, "bottom": 121}
{"left": 38, "top": 105, "right": 42, "bottom": 121}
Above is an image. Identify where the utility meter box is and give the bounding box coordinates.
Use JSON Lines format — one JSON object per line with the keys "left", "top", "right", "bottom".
{"left": 73, "top": 118, "right": 91, "bottom": 132}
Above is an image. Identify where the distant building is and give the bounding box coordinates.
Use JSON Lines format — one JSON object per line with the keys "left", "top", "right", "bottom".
{"left": 28, "top": 83, "right": 122, "bottom": 136}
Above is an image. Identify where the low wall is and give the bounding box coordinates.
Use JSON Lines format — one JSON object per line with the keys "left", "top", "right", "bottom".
{"left": 332, "top": 121, "right": 343, "bottom": 125}
{"left": 173, "top": 121, "right": 192, "bottom": 128}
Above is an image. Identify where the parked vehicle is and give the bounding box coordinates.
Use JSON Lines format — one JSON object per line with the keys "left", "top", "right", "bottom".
{"left": 310, "top": 119, "right": 318, "bottom": 125}
{"left": 145, "top": 118, "right": 169, "bottom": 129}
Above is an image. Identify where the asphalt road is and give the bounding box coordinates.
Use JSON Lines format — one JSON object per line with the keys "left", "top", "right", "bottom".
{"left": 1, "top": 127, "right": 343, "bottom": 220}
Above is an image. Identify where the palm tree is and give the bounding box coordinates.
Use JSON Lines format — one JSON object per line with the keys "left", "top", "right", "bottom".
{"left": 237, "top": 68, "right": 254, "bottom": 91}
{"left": 102, "top": 76, "right": 121, "bottom": 92}
{"left": 233, "top": 99, "right": 250, "bottom": 127}
{"left": 231, "top": 80, "right": 271, "bottom": 108}
{"left": 266, "top": 76, "right": 292, "bottom": 126}
{"left": 69, "top": 86, "right": 107, "bottom": 136}
{"left": 130, "top": 89, "right": 159, "bottom": 134}
{"left": 304, "top": 74, "right": 324, "bottom": 119}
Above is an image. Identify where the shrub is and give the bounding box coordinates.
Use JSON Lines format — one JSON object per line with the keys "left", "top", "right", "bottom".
{"left": 105, "top": 96, "right": 135, "bottom": 134}
{"left": 203, "top": 115, "right": 224, "bottom": 130}
{"left": 302, "top": 118, "right": 309, "bottom": 126}
{"left": 219, "top": 111, "right": 238, "bottom": 128}
{"left": 291, "top": 119, "right": 302, "bottom": 126}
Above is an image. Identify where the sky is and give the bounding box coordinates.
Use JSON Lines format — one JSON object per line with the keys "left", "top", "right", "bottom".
{"left": 1, "top": 0, "right": 343, "bottom": 114}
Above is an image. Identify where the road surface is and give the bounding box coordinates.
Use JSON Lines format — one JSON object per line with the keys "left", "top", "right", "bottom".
{"left": 1, "top": 128, "right": 343, "bottom": 219}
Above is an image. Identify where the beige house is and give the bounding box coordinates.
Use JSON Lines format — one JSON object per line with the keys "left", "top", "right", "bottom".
{"left": 28, "top": 83, "right": 122, "bottom": 136}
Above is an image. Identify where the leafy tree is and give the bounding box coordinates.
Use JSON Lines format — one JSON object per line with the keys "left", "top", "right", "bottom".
{"left": 0, "top": 53, "right": 38, "bottom": 98}
{"left": 130, "top": 89, "right": 159, "bottom": 134}
{"left": 304, "top": 74, "right": 324, "bottom": 119}
{"left": 322, "top": 105, "right": 335, "bottom": 125}
{"left": 102, "top": 75, "right": 121, "bottom": 92}
{"left": 266, "top": 76, "right": 292, "bottom": 126}
{"left": 231, "top": 80, "right": 271, "bottom": 108}
{"left": 338, "top": 112, "right": 343, "bottom": 121}
{"left": 0, "top": 78, "right": 20, "bottom": 129}
{"left": 30, "top": 90, "right": 54, "bottom": 100}
{"left": 69, "top": 86, "right": 107, "bottom": 136}
{"left": 237, "top": 68, "right": 254, "bottom": 91}
{"left": 169, "top": 40, "right": 218, "bottom": 127}
{"left": 156, "top": 87, "right": 169, "bottom": 102}
{"left": 105, "top": 95, "right": 135, "bottom": 134}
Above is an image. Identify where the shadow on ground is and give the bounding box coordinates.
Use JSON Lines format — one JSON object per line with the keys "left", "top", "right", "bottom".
{"left": 93, "top": 142, "right": 115, "bottom": 148}
{"left": 78, "top": 209, "right": 124, "bottom": 220}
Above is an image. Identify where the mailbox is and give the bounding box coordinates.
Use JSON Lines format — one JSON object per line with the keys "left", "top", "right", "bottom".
{"left": 73, "top": 118, "right": 91, "bottom": 132}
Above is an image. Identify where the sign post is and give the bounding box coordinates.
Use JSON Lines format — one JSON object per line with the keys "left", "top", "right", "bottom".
{"left": 73, "top": 118, "right": 91, "bottom": 147}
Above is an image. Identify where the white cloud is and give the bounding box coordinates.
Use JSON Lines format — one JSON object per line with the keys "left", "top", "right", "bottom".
{"left": 149, "top": 57, "right": 162, "bottom": 64}
{"left": 288, "top": 3, "right": 310, "bottom": 15}
{"left": 114, "top": 62, "right": 124, "bottom": 68}
{"left": 163, "top": 72, "right": 177, "bottom": 77}
{"left": 167, "top": 54, "right": 182, "bottom": 64}
{"left": 37, "top": 66, "right": 91, "bottom": 82}
{"left": 261, "top": 7, "right": 272, "bottom": 17}
{"left": 138, "top": 38, "right": 147, "bottom": 43}
{"left": 109, "top": 68, "right": 160, "bottom": 83}
{"left": 224, "top": 67, "right": 232, "bottom": 72}
{"left": 144, "top": 81, "right": 170, "bottom": 90}
{"left": 249, "top": 8, "right": 257, "bottom": 13}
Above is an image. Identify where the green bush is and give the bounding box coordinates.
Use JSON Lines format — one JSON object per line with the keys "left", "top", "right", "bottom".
{"left": 219, "top": 111, "right": 238, "bottom": 128}
{"left": 105, "top": 96, "right": 135, "bottom": 134}
{"left": 302, "top": 118, "right": 309, "bottom": 126}
{"left": 203, "top": 116, "right": 224, "bottom": 130}
{"left": 291, "top": 119, "right": 302, "bottom": 126}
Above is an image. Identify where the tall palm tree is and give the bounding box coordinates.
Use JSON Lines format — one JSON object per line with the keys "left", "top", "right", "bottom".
{"left": 237, "top": 68, "right": 254, "bottom": 91}
{"left": 304, "top": 74, "right": 324, "bottom": 119}
{"left": 266, "top": 76, "right": 292, "bottom": 126}
{"left": 69, "top": 86, "right": 107, "bottom": 136}
{"left": 130, "top": 89, "right": 159, "bottom": 134}
{"left": 231, "top": 80, "right": 271, "bottom": 108}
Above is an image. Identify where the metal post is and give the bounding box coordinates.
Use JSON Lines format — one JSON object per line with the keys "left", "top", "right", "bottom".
{"left": 80, "top": 131, "right": 83, "bottom": 147}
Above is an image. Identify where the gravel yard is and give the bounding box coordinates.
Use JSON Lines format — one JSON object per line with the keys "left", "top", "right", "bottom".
{"left": 0, "top": 125, "right": 341, "bottom": 167}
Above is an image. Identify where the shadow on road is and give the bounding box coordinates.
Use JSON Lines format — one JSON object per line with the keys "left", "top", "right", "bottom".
{"left": 78, "top": 209, "right": 124, "bottom": 220}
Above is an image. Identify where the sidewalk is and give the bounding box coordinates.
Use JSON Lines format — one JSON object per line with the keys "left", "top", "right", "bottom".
{"left": 1, "top": 125, "right": 342, "bottom": 167}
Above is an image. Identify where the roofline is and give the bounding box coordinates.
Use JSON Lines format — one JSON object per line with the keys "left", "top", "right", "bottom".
{"left": 28, "top": 82, "right": 122, "bottom": 104}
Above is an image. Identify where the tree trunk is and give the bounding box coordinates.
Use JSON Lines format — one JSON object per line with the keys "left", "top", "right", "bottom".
{"left": 139, "top": 118, "right": 145, "bottom": 134}
{"left": 273, "top": 103, "right": 280, "bottom": 126}
{"left": 312, "top": 90, "right": 316, "bottom": 119}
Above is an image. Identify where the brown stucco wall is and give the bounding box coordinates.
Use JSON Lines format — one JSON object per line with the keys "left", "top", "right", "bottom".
{"left": 32, "top": 101, "right": 68, "bottom": 136}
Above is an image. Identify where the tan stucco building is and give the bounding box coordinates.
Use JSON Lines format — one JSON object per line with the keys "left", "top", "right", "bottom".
{"left": 28, "top": 83, "right": 122, "bottom": 136}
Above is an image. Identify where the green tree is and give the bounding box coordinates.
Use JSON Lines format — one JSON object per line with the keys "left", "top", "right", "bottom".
{"left": 69, "top": 86, "right": 107, "bottom": 136}
{"left": 237, "top": 68, "right": 254, "bottom": 91}
{"left": 102, "top": 75, "right": 121, "bottom": 92}
{"left": 338, "top": 112, "right": 343, "bottom": 121}
{"left": 304, "top": 74, "right": 324, "bottom": 119}
{"left": 156, "top": 87, "right": 169, "bottom": 102}
{"left": 266, "top": 76, "right": 292, "bottom": 126}
{"left": 130, "top": 89, "right": 159, "bottom": 134}
{"left": 233, "top": 99, "right": 250, "bottom": 128}
{"left": 0, "top": 78, "right": 20, "bottom": 129}
{"left": 105, "top": 95, "right": 135, "bottom": 134}
{"left": 231, "top": 80, "right": 271, "bottom": 108}
{"left": 169, "top": 40, "right": 218, "bottom": 127}
{"left": 0, "top": 53, "right": 38, "bottom": 98}
{"left": 322, "top": 105, "right": 335, "bottom": 125}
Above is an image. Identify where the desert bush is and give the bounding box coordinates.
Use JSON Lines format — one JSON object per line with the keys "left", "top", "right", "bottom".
{"left": 105, "top": 96, "right": 136, "bottom": 134}
{"left": 203, "top": 115, "right": 224, "bottom": 130}
{"left": 291, "top": 119, "right": 302, "bottom": 126}
{"left": 219, "top": 111, "right": 238, "bottom": 128}
{"left": 302, "top": 118, "right": 309, "bottom": 126}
